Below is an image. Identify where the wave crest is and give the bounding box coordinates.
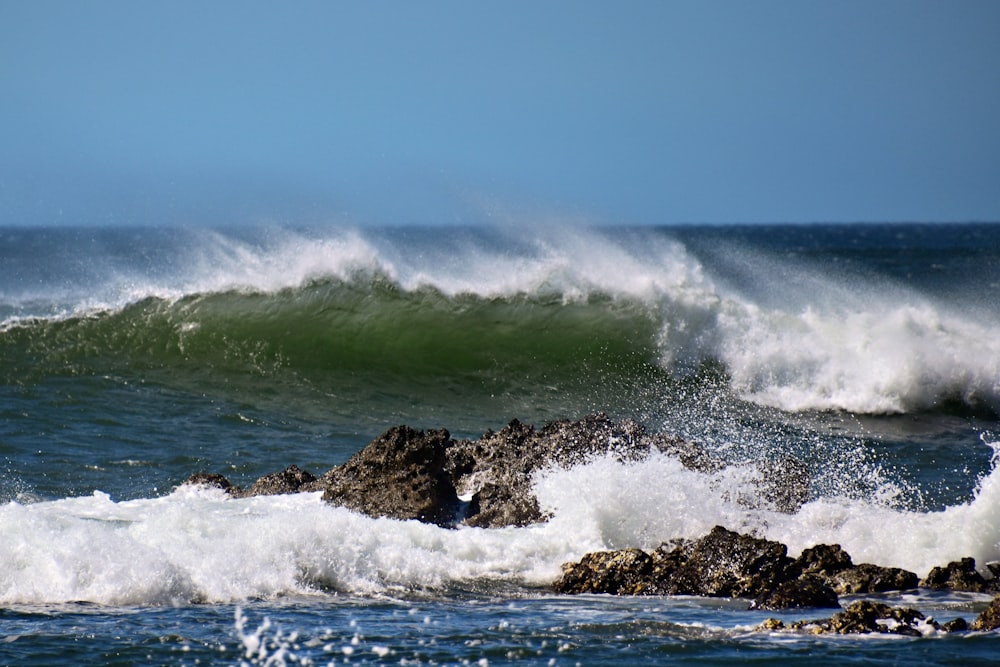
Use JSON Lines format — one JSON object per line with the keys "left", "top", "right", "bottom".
{"left": 2, "top": 224, "right": 998, "bottom": 417}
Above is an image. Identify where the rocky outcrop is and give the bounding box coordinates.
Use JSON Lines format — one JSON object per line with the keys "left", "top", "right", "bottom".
{"left": 554, "top": 526, "right": 929, "bottom": 610}
{"left": 920, "top": 557, "right": 998, "bottom": 593}
{"left": 971, "top": 594, "right": 1000, "bottom": 630}
{"left": 445, "top": 415, "right": 719, "bottom": 527}
{"left": 319, "top": 426, "right": 460, "bottom": 526}
{"left": 177, "top": 412, "right": 1000, "bottom": 627}
{"left": 555, "top": 526, "right": 841, "bottom": 609}
{"left": 182, "top": 413, "right": 810, "bottom": 528}
{"left": 183, "top": 472, "right": 235, "bottom": 493}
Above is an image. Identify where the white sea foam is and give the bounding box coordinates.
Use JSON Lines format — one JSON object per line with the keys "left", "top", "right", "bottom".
{"left": 5, "top": 224, "right": 999, "bottom": 414}
{"left": 2, "top": 445, "right": 998, "bottom": 606}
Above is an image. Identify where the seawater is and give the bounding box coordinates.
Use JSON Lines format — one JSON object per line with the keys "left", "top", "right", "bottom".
{"left": 1, "top": 223, "right": 1000, "bottom": 666}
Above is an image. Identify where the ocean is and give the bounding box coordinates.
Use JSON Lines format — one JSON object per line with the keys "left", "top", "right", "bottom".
{"left": 1, "top": 222, "right": 999, "bottom": 665}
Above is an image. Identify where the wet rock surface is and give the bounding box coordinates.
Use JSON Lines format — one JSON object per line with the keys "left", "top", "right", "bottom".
{"left": 763, "top": 598, "right": 1000, "bottom": 636}
{"left": 182, "top": 413, "right": 807, "bottom": 528}
{"left": 762, "top": 600, "right": 932, "bottom": 636}
{"left": 553, "top": 525, "right": 930, "bottom": 609}
{"left": 319, "top": 425, "right": 460, "bottom": 526}
{"left": 240, "top": 465, "right": 320, "bottom": 498}
{"left": 971, "top": 594, "right": 1000, "bottom": 631}
{"left": 920, "top": 557, "right": 998, "bottom": 593}
{"left": 554, "top": 526, "right": 841, "bottom": 609}
{"left": 555, "top": 527, "right": 1000, "bottom": 632}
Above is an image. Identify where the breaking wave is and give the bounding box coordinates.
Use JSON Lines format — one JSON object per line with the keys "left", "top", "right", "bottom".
{"left": 2, "top": 224, "right": 998, "bottom": 416}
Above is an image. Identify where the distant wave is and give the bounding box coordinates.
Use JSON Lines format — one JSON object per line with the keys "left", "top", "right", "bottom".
{"left": 2, "top": 225, "right": 998, "bottom": 417}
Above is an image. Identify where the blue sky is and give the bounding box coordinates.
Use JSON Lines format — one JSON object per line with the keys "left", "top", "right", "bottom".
{"left": 1, "top": 0, "right": 998, "bottom": 226}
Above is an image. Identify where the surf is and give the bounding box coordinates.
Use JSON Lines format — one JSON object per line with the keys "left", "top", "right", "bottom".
{"left": 2, "top": 223, "right": 998, "bottom": 418}
{"left": 2, "top": 434, "right": 998, "bottom": 607}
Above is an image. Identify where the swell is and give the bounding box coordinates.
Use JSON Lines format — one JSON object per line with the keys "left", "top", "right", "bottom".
{"left": 0, "top": 277, "right": 662, "bottom": 387}
{"left": 3, "top": 224, "right": 998, "bottom": 418}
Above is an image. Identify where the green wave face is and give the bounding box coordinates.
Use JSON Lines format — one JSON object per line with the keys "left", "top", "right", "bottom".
{"left": 1, "top": 278, "right": 669, "bottom": 430}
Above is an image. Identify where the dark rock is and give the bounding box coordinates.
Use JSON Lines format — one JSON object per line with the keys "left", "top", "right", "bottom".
{"left": 921, "top": 557, "right": 989, "bottom": 592}
{"left": 658, "top": 526, "right": 794, "bottom": 598}
{"left": 556, "top": 526, "right": 838, "bottom": 609}
{"left": 447, "top": 414, "right": 709, "bottom": 528}
{"left": 824, "top": 600, "right": 925, "bottom": 635}
{"left": 553, "top": 548, "right": 653, "bottom": 595}
{"left": 320, "top": 426, "right": 460, "bottom": 526}
{"left": 942, "top": 617, "right": 969, "bottom": 632}
{"left": 751, "top": 574, "right": 840, "bottom": 610}
{"left": 462, "top": 481, "right": 543, "bottom": 529}
{"left": 238, "top": 465, "right": 319, "bottom": 498}
{"left": 182, "top": 414, "right": 810, "bottom": 528}
{"left": 972, "top": 594, "right": 1000, "bottom": 631}
{"left": 182, "top": 472, "right": 237, "bottom": 494}
{"left": 792, "top": 543, "right": 854, "bottom": 578}
{"left": 829, "top": 563, "right": 918, "bottom": 595}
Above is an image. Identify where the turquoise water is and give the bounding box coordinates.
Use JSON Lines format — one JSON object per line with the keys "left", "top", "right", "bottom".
{"left": 2, "top": 223, "right": 999, "bottom": 665}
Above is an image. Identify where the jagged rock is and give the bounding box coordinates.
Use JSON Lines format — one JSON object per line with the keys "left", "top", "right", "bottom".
{"left": 792, "top": 543, "right": 854, "bottom": 578}
{"left": 238, "top": 465, "right": 319, "bottom": 498}
{"left": 554, "top": 548, "right": 653, "bottom": 596}
{"left": 320, "top": 426, "right": 460, "bottom": 526}
{"left": 751, "top": 575, "right": 840, "bottom": 611}
{"left": 461, "top": 481, "right": 543, "bottom": 529}
{"left": 788, "top": 543, "right": 916, "bottom": 595}
{"left": 921, "top": 557, "right": 990, "bottom": 592}
{"left": 556, "top": 526, "right": 839, "bottom": 609}
{"left": 972, "top": 594, "right": 1000, "bottom": 631}
{"left": 656, "top": 526, "right": 795, "bottom": 598}
{"left": 447, "top": 414, "right": 718, "bottom": 528}
{"left": 182, "top": 472, "right": 237, "bottom": 494}
{"left": 829, "top": 563, "right": 918, "bottom": 595}
{"left": 794, "top": 601, "right": 926, "bottom": 635}
{"left": 183, "top": 414, "right": 810, "bottom": 528}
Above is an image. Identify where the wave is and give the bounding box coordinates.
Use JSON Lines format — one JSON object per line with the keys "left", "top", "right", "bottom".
{"left": 2, "top": 224, "right": 998, "bottom": 416}
{"left": 2, "top": 438, "right": 998, "bottom": 606}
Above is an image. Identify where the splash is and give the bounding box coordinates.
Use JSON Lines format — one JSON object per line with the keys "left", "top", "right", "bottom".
{"left": 2, "top": 441, "right": 998, "bottom": 607}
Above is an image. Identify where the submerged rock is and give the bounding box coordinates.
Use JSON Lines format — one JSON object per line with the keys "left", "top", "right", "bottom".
{"left": 182, "top": 472, "right": 237, "bottom": 493}
{"left": 775, "top": 600, "right": 928, "bottom": 636}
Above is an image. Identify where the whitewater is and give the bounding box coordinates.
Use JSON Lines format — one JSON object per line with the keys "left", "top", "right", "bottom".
{"left": 2, "top": 222, "right": 999, "bottom": 666}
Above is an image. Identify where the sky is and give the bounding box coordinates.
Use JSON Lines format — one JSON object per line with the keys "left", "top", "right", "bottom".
{"left": 1, "top": 0, "right": 999, "bottom": 226}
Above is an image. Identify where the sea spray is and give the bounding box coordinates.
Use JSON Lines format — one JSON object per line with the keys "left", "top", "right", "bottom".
{"left": 2, "top": 444, "right": 996, "bottom": 608}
